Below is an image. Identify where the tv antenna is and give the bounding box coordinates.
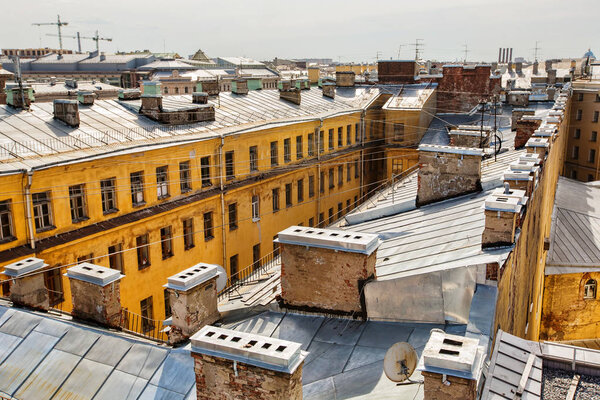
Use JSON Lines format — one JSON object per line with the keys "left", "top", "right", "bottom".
{"left": 383, "top": 342, "right": 418, "bottom": 384}
{"left": 47, "top": 30, "right": 112, "bottom": 53}
{"left": 32, "top": 14, "right": 69, "bottom": 53}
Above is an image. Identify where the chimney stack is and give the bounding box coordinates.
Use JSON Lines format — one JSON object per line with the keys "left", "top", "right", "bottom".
{"left": 100, "top": 52, "right": 106, "bottom": 62}
{"left": 516, "top": 61, "right": 523, "bottom": 75}
{"left": 335, "top": 71, "right": 355, "bottom": 87}
{"left": 545, "top": 60, "right": 553, "bottom": 72}
{"left": 53, "top": 99, "right": 80, "bottom": 127}
{"left": 65, "top": 263, "right": 124, "bottom": 328}
{"left": 322, "top": 82, "right": 335, "bottom": 99}
{"left": 196, "top": 80, "right": 220, "bottom": 96}
{"left": 164, "top": 263, "right": 221, "bottom": 345}
{"left": 6, "top": 86, "right": 33, "bottom": 109}
{"left": 279, "top": 87, "right": 301, "bottom": 105}
{"left": 482, "top": 188, "right": 527, "bottom": 248}
{"left": 507, "top": 62, "right": 513, "bottom": 74}
{"left": 231, "top": 79, "right": 248, "bottom": 95}
{"left": 277, "top": 226, "right": 380, "bottom": 316}
{"left": 511, "top": 108, "right": 535, "bottom": 131}
{"left": 418, "top": 330, "right": 484, "bottom": 400}
{"left": 77, "top": 90, "right": 95, "bottom": 105}
{"left": 191, "top": 326, "right": 306, "bottom": 400}
{"left": 416, "top": 145, "right": 483, "bottom": 207}
{"left": 3, "top": 257, "right": 50, "bottom": 311}
{"left": 192, "top": 91, "right": 209, "bottom": 104}
{"left": 118, "top": 88, "right": 141, "bottom": 100}
{"left": 547, "top": 69, "right": 557, "bottom": 85}
{"left": 533, "top": 61, "right": 539, "bottom": 75}
{"left": 525, "top": 137, "right": 550, "bottom": 160}
{"left": 514, "top": 115, "right": 542, "bottom": 148}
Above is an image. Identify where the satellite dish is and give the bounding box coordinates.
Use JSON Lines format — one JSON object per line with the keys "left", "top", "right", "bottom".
{"left": 215, "top": 265, "right": 227, "bottom": 292}
{"left": 383, "top": 342, "right": 418, "bottom": 383}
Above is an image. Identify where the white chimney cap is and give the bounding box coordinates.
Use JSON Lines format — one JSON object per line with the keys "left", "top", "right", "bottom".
{"left": 418, "top": 330, "right": 483, "bottom": 379}
{"left": 65, "top": 263, "right": 123, "bottom": 286}
{"left": 418, "top": 144, "right": 484, "bottom": 157}
{"left": 3, "top": 257, "right": 47, "bottom": 277}
{"left": 503, "top": 169, "right": 534, "bottom": 181}
{"left": 519, "top": 153, "right": 540, "bottom": 164}
{"left": 276, "top": 225, "right": 380, "bottom": 255}
{"left": 525, "top": 138, "right": 549, "bottom": 148}
{"left": 484, "top": 194, "right": 524, "bottom": 212}
{"left": 165, "top": 263, "right": 219, "bottom": 291}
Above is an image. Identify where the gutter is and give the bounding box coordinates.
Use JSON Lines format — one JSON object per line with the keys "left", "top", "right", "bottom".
{"left": 24, "top": 169, "right": 35, "bottom": 250}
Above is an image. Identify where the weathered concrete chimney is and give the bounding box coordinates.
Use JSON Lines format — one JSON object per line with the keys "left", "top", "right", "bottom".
{"left": 231, "top": 79, "right": 248, "bottom": 95}
{"left": 322, "top": 82, "right": 335, "bottom": 99}
{"left": 418, "top": 330, "right": 484, "bottom": 400}
{"left": 506, "top": 90, "right": 529, "bottom": 107}
{"left": 448, "top": 129, "right": 489, "bottom": 148}
{"left": 533, "top": 61, "right": 539, "bottom": 75}
{"left": 525, "top": 137, "right": 550, "bottom": 160}
{"left": 336, "top": 71, "right": 355, "bottom": 87}
{"left": 545, "top": 60, "right": 553, "bottom": 72}
{"left": 164, "top": 263, "right": 220, "bottom": 345}
{"left": 191, "top": 326, "right": 306, "bottom": 400}
{"left": 192, "top": 91, "right": 209, "bottom": 104}
{"left": 277, "top": 226, "right": 380, "bottom": 316}
{"left": 77, "top": 90, "right": 95, "bottom": 105}
{"left": 6, "top": 86, "right": 33, "bottom": 109}
{"left": 118, "top": 88, "right": 141, "bottom": 100}
{"left": 511, "top": 108, "right": 535, "bottom": 130}
{"left": 482, "top": 188, "right": 527, "bottom": 248}
{"left": 279, "top": 87, "right": 301, "bottom": 105}
{"left": 416, "top": 145, "right": 483, "bottom": 207}
{"left": 279, "top": 79, "right": 293, "bottom": 91}
{"left": 65, "top": 262, "right": 124, "bottom": 327}
{"left": 196, "top": 79, "right": 220, "bottom": 96}
{"left": 514, "top": 116, "right": 542, "bottom": 148}
{"left": 3, "top": 257, "right": 50, "bottom": 311}
{"left": 547, "top": 69, "right": 557, "bottom": 85}
{"left": 53, "top": 99, "right": 80, "bottom": 127}
{"left": 515, "top": 61, "right": 523, "bottom": 75}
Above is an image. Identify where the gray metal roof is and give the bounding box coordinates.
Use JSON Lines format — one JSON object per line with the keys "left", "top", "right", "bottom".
{"left": 546, "top": 177, "right": 600, "bottom": 271}
{"left": 0, "top": 305, "right": 196, "bottom": 400}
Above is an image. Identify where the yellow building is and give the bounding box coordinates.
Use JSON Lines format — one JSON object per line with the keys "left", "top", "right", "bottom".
{"left": 335, "top": 64, "right": 378, "bottom": 75}
{"left": 0, "top": 82, "right": 434, "bottom": 327}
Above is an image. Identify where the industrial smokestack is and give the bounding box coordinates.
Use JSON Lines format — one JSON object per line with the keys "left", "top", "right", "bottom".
{"left": 509, "top": 48, "right": 513, "bottom": 62}
{"left": 498, "top": 48, "right": 502, "bottom": 64}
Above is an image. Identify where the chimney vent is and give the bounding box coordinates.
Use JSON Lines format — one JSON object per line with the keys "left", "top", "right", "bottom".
{"left": 335, "top": 71, "right": 355, "bottom": 87}
{"left": 118, "top": 88, "right": 141, "bottom": 100}
{"left": 196, "top": 79, "right": 220, "bottom": 96}
{"left": 525, "top": 137, "right": 550, "bottom": 159}
{"left": 231, "top": 79, "right": 248, "bottom": 95}
{"left": 515, "top": 61, "right": 523, "bottom": 75}
{"left": 53, "top": 99, "right": 80, "bottom": 127}
{"left": 2, "top": 257, "right": 50, "bottom": 311}
{"left": 322, "top": 82, "right": 335, "bottom": 99}
{"left": 279, "top": 87, "right": 301, "bottom": 105}
{"left": 65, "top": 79, "right": 78, "bottom": 89}
{"left": 99, "top": 52, "right": 106, "bottom": 62}
{"left": 533, "top": 61, "right": 539, "bottom": 75}
{"left": 77, "top": 90, "right": 95, "bottom": 105}
{"left": 482, "top": 189, "right": 527, "bottom": 248}
{"left": 192, "top": 91, "right": 209, "bottom": 104}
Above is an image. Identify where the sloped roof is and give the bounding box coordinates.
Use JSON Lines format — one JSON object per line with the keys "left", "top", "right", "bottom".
{"left": 190, "top": 49, "right": 211, "bottom": 63}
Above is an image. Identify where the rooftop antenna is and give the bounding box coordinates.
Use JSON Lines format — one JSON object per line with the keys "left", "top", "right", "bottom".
{"left": 9, "top": 55, "right": 29, "bottom": 111}
{"left": 413, "top": 39, "right": 424, "bottom": 61}
{"left": 463, "top": 43, "right": 469, "bottom": 64}
{"left": 383, "top": 342, "right": 418, "bottom": 384}
{"left": 397, "top": 44, "right": 406, "bottom": 59}
{"left": 533, "top": 41, "right": 541, "bottom": 62}
{"left": 46, "top": 30, "right": 112, "bottom": 53}
{"left": 32, "top": 14, "right": 69, "bottom": 53}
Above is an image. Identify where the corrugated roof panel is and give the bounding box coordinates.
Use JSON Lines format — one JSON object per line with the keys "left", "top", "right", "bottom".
{"left": 52, "top": 358, "right": 113, "bottom": 400}
{"left": 85, "top": 335, "right": 133, "bottom": 367}
{"left": 0, "top": 312, "right": 41, "bottom": 338}
{"left": 53, "top": 326, "right": 100, "bottom": 356}
{"left": 148, "top": 350, "right": 196, "bottom": 395}
{"left": 116, "top": 343, "right": 169, "bottom": 379}
{"left": 94, "top": 370, "right": 149, "bottom": 400}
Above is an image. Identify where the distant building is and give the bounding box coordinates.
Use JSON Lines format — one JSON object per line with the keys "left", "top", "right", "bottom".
{"left": 2, "top": 48, "right": 74, "bottom": 58}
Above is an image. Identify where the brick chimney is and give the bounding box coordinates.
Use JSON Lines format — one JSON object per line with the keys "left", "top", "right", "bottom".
{"left": 277, "top": 225, "right": 380, "bottom": 316}
{"left": 336, "top": 71, "right": 355, "bottom": 87}
{"left": 514, "top": 116, "right": 542, "bottom": 149}
{"left": 118, "top": 88, "right": 141, "bottom": 100}
{"left": 6, "top": 86, "right": 33, "bottom": 109}
{"left": 53, "top": 99, "right": 80, "bottom": 127}
{"left": 511, "top": 108, "right": 535, "bottom": 131}
{"left": 515, "top": 61, "right": 523, "bottom": 75}
{"left": 2, "top": 257, "right": 50, "bottom": 311}
{"left": 545, "top": 60, "right": 553, "bottom": 72}
{"left": 164, "top": 263, "right": 220, "bottom": 345}
{"left": 416, "top": 145, "right": 483, "bottom": 207}
{"left": 503, "top": 169, "right": 535, "bottom": 197}
{"left": 77, "top": 90, "right": 95, "bottom": 105}
{"left": 418, "top": 330, "right": 484, "bottom": 400}
{"left": 279, "top": 79, "right": 293, "bottom": 91}
{"left": 547, "top": 69, "right": 557, "bottom": 85}
{"left": 279, "top": 87, "right": 301, "bottom": 105}
{"left": 65, "top": 262, "right": 124, "bottom": 328}
{"left": 448, "top": 129, "right": 489, "bottom": 148}
{"left": 196, "top": 80, "right": 220, "bottom": 96}
{"left": 322, "top": 82, "right": 335, "bottom": 99}
{"left": 192, "top": 92, "right": 209, "bottom": 104}
{"left": 525, "top": 137, "right": 550, "bottom": 160}
{"left": 507, "top": 62, "right": 513, "bottom": 74}
{"left": 482, "top": 187, "right": 527, "bottom": 248}
{"left": 231, "top": 79, "right": 248, "bottom": 95}
{"left": 191, "top": 326, "right": 306, "bottom": 400}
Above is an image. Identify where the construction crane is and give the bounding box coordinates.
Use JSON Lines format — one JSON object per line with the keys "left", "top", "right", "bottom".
{"left": 32, "top": 15, "right": 68, "bottom": 52}
{"left": 46, "top": 30, "right": 112, "bottom": 53}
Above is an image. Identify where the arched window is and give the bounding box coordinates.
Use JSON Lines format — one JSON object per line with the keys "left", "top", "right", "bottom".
{"left": 584, "top": 279, "right": 597, "bottom": 299}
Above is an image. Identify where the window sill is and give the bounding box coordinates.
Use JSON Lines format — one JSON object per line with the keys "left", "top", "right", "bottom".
{"left": 0, "top": 236, "right": 16, "bottom": 244}
{"left": 103, "top": 209, "right": 119, "bottom": 216}
{"left": 229, "top": 226, "right": 238, "bottom": 231}
{"left": 162, "top": 254, "right": 173, "bottom": 260}
{"left": 273, "top": 209, "right": 280, "bottom": 213}
{"left": 184, "top": 244, "right": 195, "bottom": 251}
{"left": 202, "top": 183, "right": 213, "bottom": 188}
{"left": 252, "top": 218, "right": 261, "bottom": 223}
{"left": 132, "top": 202, "right": 146, "bottom": 208}
{"left": 36, "top": 225, "right": 56, "bottom": 233}
{"left": 138, "top": 264, "right": 151, "bottom": 271}
{"left": 226, "top": 176, "right": 235, "bottom": 181}
{"left": 180, "top": 188, "right": 192, "bottom": 194}
{"left": 71, "top": 217, "right": 89, "bottom": 224}
{"left": 157, "top": 195, "right": 170, "bottom": 201}
{"left": 204, "top": 236, "right": 214, "bottom": 242}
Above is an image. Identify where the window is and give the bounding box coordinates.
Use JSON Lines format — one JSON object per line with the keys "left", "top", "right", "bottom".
{"left": 355, "top": 123, "right": 360, "bottom": 142}
{"left": 571, "top": 170, "right": 578, "bottom": 180}
{"left": 589, "top": 149, "right": 596, "bottom": 163}
{"left": 338, "top": 127, "right": 343, "bottom": 147}
{"left": 184, "top": 87, "right": 189, "bottom": 94}
{"left": 594, "top": 111, "right": 599, "bottom": 123}
{"left": 77, "top": 254, "right": 93, "bottom": 264}
{"left": 108, "top": 244, "right": 123, "bottom": 273}
{"left": 588, "top": 174, "right": 594, "bottom": 182}
{"left": 328, "top": 129, "right": 334, "bottom": 150}
{"left": 308, "top": 175, "right": 315, "bottom": 198}
{"left": 252, "top": 195, "right": 260, "bottom": 221}
{"left": 576, "top": 109, "right": 582, "bottom": 120}
{"left": 203, "top": 212, "right": 214, "bottom": 240}
{"left": 584, "top": 279, "right": 597, "bottom": 299}
{"left": 69, "top": 184, "right": 87, "bottom": 222}
{"left": 225, "top": 151, "right": 235, "bottom": 179}
{"left": 0, "top": 200, "right": 14, "bottom": 242}
{"left": 320, "top": 171, "right": 325, "bottom": 193}
{"left": 296, "top": 136, "right": 303, "bottom": 159}
{"left": 354, "top": 195, "right": 358, "bottom": 205}
{"left": 100, "top": 178, "right": 117, "bottom": 214}
{"left": 160, "top": 226, "right": 173, "bottom": 259}
{"left": 346, "top": 199, "right": 351, "bottom": 211}
{"left": 592, "top": 131, "right": 598, "bottom": 142}
{"left": 308, "top": 133, "right": 315, "bottom": 156}
{"left": 297, "top": 179, "right": 304, "bottom": 203}
{"left": 228, "top": 203, "right": 238, "bottom": 230}
{"left": 328, "top": 207, "right": 334, "bottom": 224}
{"left": 175, "top": 87, "right": 179, "bottom": 94}
{"left": 329, "top": 168, "right": 335, "bottom": 189}
{"left": 33, "top": 192, "right": 53, "bottom": 231}
{"left": 574, "top": 128, "right": 581, "bottom": 139}
{"left": 156, "top": 166, "right": 169, "bottom": 199}
{"left": 393, "top": 123, "right": 405, "bottom": 141}
{"left": 252, "top": 244, "right": 261, "bottom": 271}
{"left": 164, "top": 87, "right": 168, "bottom": 94}
{"left": 230, "top": 254, "right": 239, "bottom": 281}
{"left": 578, "top": 93, "right": 584, "bottom": 101}
{"left": 284, "top": 138, "right": 291, "bottom": 163}
{"left": 347, "top": 125, "right": 352, "bottom": 145}
{"left": 273, "top": 235, "right": 280, "bottom": 257}
{"left": 347, "top": 163, "right": 352, "bottom": 182}
{"left": 130, "top": 171, "right": 145, "bottom": 206}
{"left": 338, "top": 165, "right": 343, "bottom": 186}
{"left": 200, "top": 157, "right": 211, "bottom": 187}
{"left": 45, "top": 268, "right": 64, "bottom": 307}
{"left": 179, "top": 161, "right": 191, "bottom": 192}
{"left": 573, "top": 146, "right": 579, "bottom": 159}
{"left": 249, "top": 146, "right": 258, "bottom": 172}
{"left": 183, "top": 218, "right": 194, "bottom": 249}
{"left": 140, "top": 296, "right": 154, "bottom": 332}
{"left": 355, "top": 159, "right": 360, "bottom": 178}
{"left": 319, "top": 212, "right": 324, "bottom": 227}
{"left": 136, "top": 234, "right": 150, "bottom": 269}
{"left": 272, "top": 188, "right": 280, "bottom": 212}
{"left": 270, "top": 141, "right": 279, "bottom": 166}
{"left": 596, "top": 94, "right": 600, "bottom": 102}
{"left": 319, "top": 130, "right": 324, "bottom": 153}
{"left": 164, "top": 289, "right": 171, "bottom": 319}
{"left": 285, "top": 183, "right": 292, "bottom": 207}
{"left": 337, "top": 202, "right": 343, "bottom": 218}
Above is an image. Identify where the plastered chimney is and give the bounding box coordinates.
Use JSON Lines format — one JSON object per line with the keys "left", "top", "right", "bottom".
{"left": 481, "top": 188, "right": 527, "bottom": 248}
{"left": 3, "top": 257, "right": 50, "bottom": 311}
{"left": 322, "top": 82, "right": 335, "bottom": 99}
{"left": 192, "top": 91, "right": 209, "bottom": 104}
{"left": 336, "top": 71, "right": 355, "bottom": 87}
{"left": 53, "top": 99, "right": 80, "bottom": 127}
{"left": 279, "top": 87, "right": 301, "bottom": 105}
{"left": 511, "top": 108, "right": 535, "bottom": 131}
{"left": 514, "top": 116, "right": 542, "bottom": 148}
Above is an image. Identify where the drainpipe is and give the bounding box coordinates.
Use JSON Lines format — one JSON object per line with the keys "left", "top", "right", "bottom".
{"left": 218, "top": 136, "right": 227, "bottom": 272}
{"left": 317, "top": 118, "right": 323, "bottom": 161}
{"left": 316, "top": 118, "right": 323, "bottom": 226}
{"left": 360, "top": 110, "right": 366, "bottom": 202}
{"left": 24, "top": 169, "right": 35, "bottom": 250}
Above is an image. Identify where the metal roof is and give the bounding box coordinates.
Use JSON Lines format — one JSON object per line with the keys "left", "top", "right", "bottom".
{"left": 546, "top": 177, "right": 600, "bottom": 271}
{"left": 0, "top": 305, "right": 196, "bottom": 400}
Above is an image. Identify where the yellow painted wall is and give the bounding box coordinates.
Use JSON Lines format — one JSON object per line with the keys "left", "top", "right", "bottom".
{"left": 335, "top": 65, "right": 378, "bottom": 75}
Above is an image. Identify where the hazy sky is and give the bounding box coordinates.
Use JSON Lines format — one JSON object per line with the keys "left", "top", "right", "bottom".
{"left": 3, "top": 0, "right": 598, "bottom": 62}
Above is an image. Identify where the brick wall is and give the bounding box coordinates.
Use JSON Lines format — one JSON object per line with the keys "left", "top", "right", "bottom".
{"left": 69, "top": 279, "right": 122, "bottom": 327}
{"left": 192, "top": 352, "right": 303, "bottom": 400}
{"left": 514, "top": 119, "right": 542, "bottom": 149}
{"left": 422, "top": 371, "right": 476, "bottom": 400}
{"left": 377, "top": 61, "right": 417, "bottom": 84}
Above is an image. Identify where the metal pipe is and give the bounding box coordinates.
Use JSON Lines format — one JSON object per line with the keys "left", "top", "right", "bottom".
{"left": 315, "top": 118, "right": 323, "bottom": 225}
{"left": 24, "top": 170, "right": 36, "bottom": 250}
{"left": 218, "top": 136, "right": 227, "bottom": 271}
{"left": 360, "top": 110, "right": 366, "bottom": 201}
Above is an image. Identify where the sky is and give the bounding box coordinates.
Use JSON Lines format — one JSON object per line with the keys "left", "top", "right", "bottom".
{"left": 2, "top": 0, "right": 599, "bottom": 63}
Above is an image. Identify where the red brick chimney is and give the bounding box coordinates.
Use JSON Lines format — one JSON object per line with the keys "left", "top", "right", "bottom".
{"left": 511, "top": 108, "right": 535, "bottom": 130}
{"left": 336, "top": 71, "right": 355, "bottom": 87}
{"left": 416, "top": 145, "right": 484, "bottom": 207}
{"left": 525, "top": 137, "right": 550, "bottom": 160}
{"left": 514, "top": 116, "right": 542, "bottom": 149}
{"left": 190, "top": 326, "right": 306, "bottom": 400}
{"left": 503, "top": 169, "right": 535, "bottom": 197}
{"left": 481, "top": 187, "right": 527, "bottom": 248}
{"left": 65, "top": 262, "right": 124, "bottom": 328}
{"left": 277, "top": 225, "right": 380, "bottom": 316}
{"left": 3, "top": 257, "right": 50, "bottom": 311}
{"left": 164, "top": 263, "right": 221, "bottom": 344}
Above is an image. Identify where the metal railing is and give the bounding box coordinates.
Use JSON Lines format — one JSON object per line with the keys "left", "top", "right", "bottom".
{"left": 218, "top": 250, "right": 280, "bottom": 301}
{"left": 119, "top": 308, "right": 167, "bottom": 342}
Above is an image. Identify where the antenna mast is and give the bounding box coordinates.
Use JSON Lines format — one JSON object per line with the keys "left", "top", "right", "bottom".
{"left": 32, "top": 14, "right": 69, "bottom": 52}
